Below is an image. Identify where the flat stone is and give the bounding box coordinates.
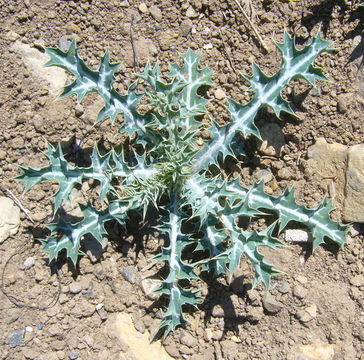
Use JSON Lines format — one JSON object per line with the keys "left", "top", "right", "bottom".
{"left": 165, "top": 344, "right": 179, "bottom": 358}
{"left": 277, "top": 281, "right": 291, "bottom": 294}
{"left": 6, "top": 30, "right": 20, "bottom": 41}
{"left": 214, "top": 88, "right": 225, "bottom": 100}
{"left": 10, "top": 41, "right": 67, "bottom": 96}
{"left": 69, "top": 282, "right": 82, "bottom": 294}
{"left": 307, "top": 137, "right": 348, "bottom": 206}
{"left": 140, "top": 278, "right": 161, "bottom": 300}
{"left": 138, "top": 3, "right": 148, "bottom": 14}
{"left": 8, "top": 329, "right": 24, "bottom": 348}
{"left": 107, "top": 313, "right": 173, "bottom": 359}
{"left": 262, "top": 293, "right": 283, "bottom": 314}
{"left": 180, "top": 331, "right": 198, "bottom": 347}
{"left": 256, "top": 169, "right": 273, "bottom": 183}
{"left": 150, "top": 5, "right": 162, "bottom": 22}
{"left": 0, "top": 197, "right": 20, "bottom": 243}
{"left": 180, "top": 19, "right": 193, "bottom": 36}
{"left": 349, "top": 274, "right": 364, "bottom": 287}
{"left": 285, "top": 229, "right": 312, "bottom": 243}
{"left": 24, "top": 256, "right": 35, "bottom": 269}
{"left": 296, "top": 303, "right": 317, "bottom": 323}
{"left": 293, "top": 284, "right": 308, "bottom": 299}
{"left": 186, "top": 5, "right": 198, "bottom": 18}
{"left": 59, "top": 36, "right": 72, "bottom": 52}
{"left": 292, "top": 339, "right": 337, "bottom": 360}
{"left": 343, "top": 144, "right": 364, "bottom": 222}
{"left": 121, "top": 266, "right": 136, "bottom": 284}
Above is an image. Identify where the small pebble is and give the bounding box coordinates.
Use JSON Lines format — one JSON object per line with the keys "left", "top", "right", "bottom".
{"left": 214, "top": 88, "right": 225, "bottom": 100}
{"left": 69, "top": 282, "right": 82, "bottom": 294}
{"left": 134, "top": 319, "right": 145, "bottom": 334}
{"left": 186, "top": 5, "right": 198, "bottom": 18}
{"left": 8, "top": 329, "right": 25, "bottom": 348}
{"left": 180, "top": 331, "right": 198, "bottom": 347}
{"left": 296, "top": 304, "right": 317, "bottom": 323}
{"left": 138, "top": 3, "right": 148, "bottom": 14}
{"left": 150, "top": 5, "right": 162, "bottom": 22}
{"left": 75, "top": 103, "right": 84, "bottom": 117}
{"left": 262, "top": 293, "right": 283, "bottom": 314}
{"left": 68, "top": 350, "right": 79, "bottom": 360}
{"left": 24, "top": 257, "right": 35, "bottom": 269}
{"left": 277, "top": 281, "right": 291, "bottom": 294}
{"left": 286, "top": 229, "right": 311, "bottom": 243}
{"left": 346, "top": 253, "right": 356, "bottom": 264}
{"left": 180, "top": 19, "right": 193, "bottom": 36}
{"left": 121, "top": 266, "right": 136, "bottom": 284}
{"left": 59, "top": 36, "right": 72, "bottom": 52}
{"left": 293, "top": 284, "right": 308, "bottom": 299}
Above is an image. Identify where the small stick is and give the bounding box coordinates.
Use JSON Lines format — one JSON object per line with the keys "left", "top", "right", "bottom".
{"left": 0, "top": 186, "right": 34, "bottom": 223}
{"left": 130, "top": 14, "right": 139, "bottom": 72}
{"left": 141, "top": 260, "right": 157, "bottom": 273}
{"left": 232, "top": 0, "right": 269, "bottom": 53}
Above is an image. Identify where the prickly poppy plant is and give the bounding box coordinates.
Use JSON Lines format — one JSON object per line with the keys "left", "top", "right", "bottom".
{"left": 17, "top": 31, "right": 348, "bottom": 337}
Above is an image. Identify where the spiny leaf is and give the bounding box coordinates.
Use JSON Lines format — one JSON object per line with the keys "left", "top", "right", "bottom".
{"left": 17, "top": 142, "right": 83, "bottom": 211}
{"left": 224, "top": 180, "right": 349, "bottom": 249}
{"left": 45, "top": 41, "right": 150, "bottom": 137}
{"left": 154, "top": 193, "right": 200, "bottom": 336}
{"left": 43, "top": 204, "right": 115, "bottom": 265}
{"left": 194, "top": 216, "right": 229, "bottom": 276}
{"left": 168, "top": 48, "right": 214, "bottom": 122}
{"left": 218, "top": 222, "right": 282, "bottom": 289}
{"left": 194, "top": 31, "right": 334, "bottom": 172}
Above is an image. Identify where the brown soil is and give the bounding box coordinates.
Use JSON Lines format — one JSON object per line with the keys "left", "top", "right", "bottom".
{"left": 0, "top": 1, "right": 363, "bottom": 359}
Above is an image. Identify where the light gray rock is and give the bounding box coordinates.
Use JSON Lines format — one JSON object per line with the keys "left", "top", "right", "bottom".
{"left": 24, "top": 256, "right": 35, "bottom": 269}
{"left": 59, "top": 36, "right": 72, "bottom": 52}
{"left": 69, "top": 282, "right": 82, "bottom": 294}
{"left": 140, "top": 278, "right": 161, "bottom": 300}
{"left": 0, "top": 197, "right": 20, "bottom": 243}
{"left": 277, "top": 281, "right": 291, "bottom": 294}
{"left": 121, "top": 266, "right": 136, "bottom": 284}
{"left": 262, "top": 293, "right": 283, "bottom": 314}
{"left": 8, "top": 329, "right": 24, "bottom": 348}
{"left": 10, "top": 41, "right": 67, "bottom": 96}
{"left": 150, "top": 5, "right": 162, "bottom": 22}
{"left": 180, "top": 331, "right": 198, "bottom": 347}
{"left": 68, "top": 350, "right": 79, "bottom": 360}
{"left": 296, "top": 303, "right": 317, "bottom": 323}
{"left": 256, "top": 169, "right": 273, "bottom": 183}
{"left": 285, "top": 229, "right": 312, "bottom": 243}
{"left": 343, "top": 144, "right": 364, "bottom": 222}
{"left": 186, "top": 6, "right": 198, "bottom": 18}
{"left": 307, "top": 137, "right": 347, "bottom": 206}
{"left": 180, "top": 19, "right": 193, "bottom": 36}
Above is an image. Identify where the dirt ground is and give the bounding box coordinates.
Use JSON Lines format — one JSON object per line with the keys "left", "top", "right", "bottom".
{"left": 0, "top": 0, "right": 363, "bottom": 359}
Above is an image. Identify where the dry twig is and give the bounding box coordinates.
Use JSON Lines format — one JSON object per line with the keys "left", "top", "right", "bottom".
{"left": 0, "top": 185, "right": 34, "bottom": 223}
{"left": 231, "top": 0, "right": 269, "bottom": 53}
